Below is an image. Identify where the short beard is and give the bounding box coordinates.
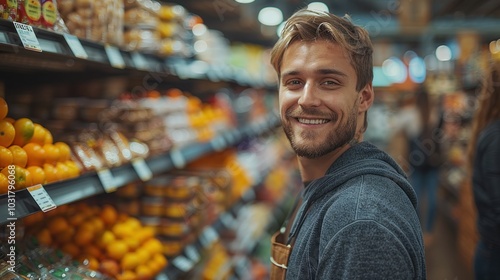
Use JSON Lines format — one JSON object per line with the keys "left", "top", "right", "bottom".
{"left": 282, "top": 104, "right": 358, "bottom": 159}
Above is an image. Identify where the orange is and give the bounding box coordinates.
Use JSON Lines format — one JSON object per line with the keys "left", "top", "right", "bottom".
{"left": 112, "top": 223, "right": 134, "bottom": 239}
{"left": 43, "top": 143, "right": 60, "bottom": 165}
{"left": 106, "top": 240, "right": 129, "bottom": 260}
{"left": 0, "top": 146, "right": 13, "bottom": 168}
{"left": 43, "top": 163, "right": 60, "bottom": 183}
{"left": 36, "top": 228, "right": 52, "bottom": 246}
{"left": 74, "top": 229, "right": 94, "bottom": 247}
{"left": 23, "top": 143, "right": 45, "bottom": 167}
{"left": 100, "top": 259, "right": 120, "bottom": 278}
{"left": 26, "top": 166, "right": 46, "bottom": 185}
{"left": 120, "top": 252, "right": 141, "bottom": 271}
{"left": 83, "top": 245, "right": 104, "bottom": 260}
{"left": 24, "top": 167, "right": 33, "bottom": 188}
{"left": 135, "top": 264, "right": 153, "bottom": 279}
{"left": 9, "top": 145, "right": 28, "bottom": 168}
{"left": 55, "top": 162, "right": 72, "bottom": 181}
{"left": 98, "top": 230, "right": 115, "bottom": 249}
{"left": 61, "top": 243, "right": 80, "bottom": 258}
{"left": 0, "top": 97, "right": 7, "bottom": 120}
{"left": 81, "top": 256, "right": 99, "bottom": 271}
{"left": 142, "top": 238, "right": 163, "bottom": 255}
{"left": 0, "top": 120, "right": 15, "bottom": 147}
{"left": 117, "top": 271, "right": 137, "bottom": 280}
{"left": 100, "top": 205, "right": 118, "bottom": 227}
{"left": 44, "top": 129, "right": 53, "bottom": 145}
{"left": 0, "top": 173, "right": 9, "bottom": 194}
{"left": 1, "top": 165, "right": 28, "bottom": 189}
{"left": 65, "top": 160, "right": 80, "bottom": 178}
{"left": 57, "top": 227, "right": 75, "bottom": 244}
{"left": 47, "top": 216, "right": 70, "bottom": 235}
{"left": 29, "top": 124, "right": 47, "bottom": 145}
{"left": 3, "top": 117, "right": 14, "bottom": 124}
{"left": 12, "top": 118, "right": 35, "bottom": 146}
{"left": 54, "top": 142, "right": 71, "bottom": 161}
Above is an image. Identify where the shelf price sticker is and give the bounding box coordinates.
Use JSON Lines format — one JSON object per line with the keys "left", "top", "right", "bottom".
{"left": 199, "top": 226, "right": 219, "bottom": 248}
{"left": 27, "top": 184, "right": 56, "bottom": 212}
{"left": 131, "top": 52, "right": 149, "bottom": 70}
{"left": 131, "top": 158, "right": 153, "bottom": 181}
{"left": 97, "top": 169, "right": 117, "bottom": 193}
{"left": 105, "top": 45, "right": 125, "bottom": 69}
{"left": 63, "top": 33, "right": 88, "bottom": 59}
{"left": 170, "top": 148, "right": 186, "bottom": 169}
{"left": 184, "top": 245, "right": 200, "bottom": 263}
{"left": 13, "top": 22, "right": 42, "bottom": 52}
{"left": 171, "top": 255, "right": 194, "bottom": 272}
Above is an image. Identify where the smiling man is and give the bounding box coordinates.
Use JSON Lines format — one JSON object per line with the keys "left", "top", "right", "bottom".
{"left": 269, "top": 9, "right": 427, "bottom": 280}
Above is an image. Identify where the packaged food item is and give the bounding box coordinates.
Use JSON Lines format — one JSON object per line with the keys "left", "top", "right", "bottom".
{"left": 17, "top": 0, "right": 42, "bottom": 27}
{"left": 0, "top": 0, "right": 17, "bottom": 21}
{"left": 40, "top": 0, "right": 57, "bottom": 29}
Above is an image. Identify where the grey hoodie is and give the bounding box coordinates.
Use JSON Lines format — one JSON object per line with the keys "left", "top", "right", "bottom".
{"left": 286, "top": 142, "right": 426, "bottom": 279}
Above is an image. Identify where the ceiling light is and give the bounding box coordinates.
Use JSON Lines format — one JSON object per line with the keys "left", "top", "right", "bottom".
{"left": 307, "top": 2, "right": 329, "bottom": 12}
{"left": 235, "top": 0, "right": 255, "bottom": 3}
{"left": 258, "top": 7, "right": 283, "bottom": 26}
{"left": 435, "top": 45, "right": 452, "bottom": 61}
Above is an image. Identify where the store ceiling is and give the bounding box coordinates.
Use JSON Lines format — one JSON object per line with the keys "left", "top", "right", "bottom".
{"left": 168, "top": 0, "right": 500, "bottom": 47}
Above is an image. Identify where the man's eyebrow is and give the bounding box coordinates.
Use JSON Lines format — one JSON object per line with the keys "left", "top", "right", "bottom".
{"left": 281, "top": 68, "right": 347, "bottom": 78}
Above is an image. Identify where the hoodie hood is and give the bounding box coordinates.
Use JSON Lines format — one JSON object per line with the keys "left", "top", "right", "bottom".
{"left": 287, "top": 141, "right": 417, "bottom": 244}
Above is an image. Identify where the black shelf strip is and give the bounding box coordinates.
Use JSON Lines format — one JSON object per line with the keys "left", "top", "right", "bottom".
{"left": 0, "top": 114, "right": 281, "bottom": 225}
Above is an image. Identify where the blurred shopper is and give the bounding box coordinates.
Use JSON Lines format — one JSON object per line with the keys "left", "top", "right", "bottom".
{"left": 468, "top": 61, "right": 500, "bottom": 280}
{"left": 406, "top": 87, "right": 445, "bottom": 246}
{"left": 268, "top": 9, "right": 426, "bottom": 279}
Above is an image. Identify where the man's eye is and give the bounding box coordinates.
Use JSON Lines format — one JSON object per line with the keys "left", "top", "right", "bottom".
{"left": 323, "top": 80, "right": 339, "bottom": 86}
{"left": 287, "top": 80, "right": 301, "bottom": 85}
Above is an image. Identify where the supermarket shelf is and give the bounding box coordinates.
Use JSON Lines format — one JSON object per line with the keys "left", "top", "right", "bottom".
{"left": 0, "top": 19, "right": 275, "bottom": 88}
{"left": 0, "top": 113, "right": 281, "bottom": 225}
{"left": 156, "top": 172, "right": 268, "bottom": 280}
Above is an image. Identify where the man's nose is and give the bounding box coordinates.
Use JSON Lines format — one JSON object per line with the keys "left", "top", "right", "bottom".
{"left": 298, "top": 83, "right": 321, "bottom": 107}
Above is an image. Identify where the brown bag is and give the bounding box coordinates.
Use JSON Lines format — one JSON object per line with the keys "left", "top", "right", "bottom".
{"left": 270, "top": 231, "right": 292, "bottom": 280}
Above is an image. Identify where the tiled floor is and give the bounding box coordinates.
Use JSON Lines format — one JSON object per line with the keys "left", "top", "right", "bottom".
{"left": 425, "top": 209, "right": 474, "bottom": 280}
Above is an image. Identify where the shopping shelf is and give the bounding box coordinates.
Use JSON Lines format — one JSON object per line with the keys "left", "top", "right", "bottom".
{"left": 0, "top": 113, "right": 281, "bottom": 225}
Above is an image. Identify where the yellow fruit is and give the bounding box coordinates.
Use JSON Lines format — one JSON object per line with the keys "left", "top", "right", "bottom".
{"left": 116, "top": 271, "right": 137, "bottom": 280}
{"left": 26, "top": 166, "right": 46, "bottom": 185}
{"left": 82, "top": 256, "right": 100, "bottom": 271}
{"left": 24, "top": 168, "right": 33, "bottom": 187}
{"left": 55, "top": 162, "right": 70, "bottom": 180}
{"left": 61, "top": 243, "right": 80, "bottom": 258}
{"left": 0, "top": 120, "right": 15, "bottom": 147}
{"left": 43, "top": 143, "right": 60, "bottom": 165}
{"left": 43, "top": 163, "right": 60, "bottom": 183}
{"left": 1, "top": 165, "right": 28, "bottom": 190}
{"left": 44, "top": 129, "right": 53, "bottom": 145}
{"left": 143, "top": 238, "right": 163, "bottom": 255}
{"left": 9, "top": 145, "right": 28, "bottom": 168}
{"left": 12, "top": 118, "right": 35, "bottom": 146}
{"left": 106, "top": 240, "right": 129, "bottom": 260}
{"left": 29, "top": 124, "right": 47, "bottom": 145}
{"left": 98, "top": 230, "right": 116, "bottom": 249}
{"left": 151, "top": 253, "right": 167, "bottom": 273}
{"left": 121, "top": 252, "right": 141, "bottom": 271}
{"left": 0, "top": 173, "right": 8, "bottom": 194}
{"left": 135, "top": 264, "right": 153, "bottom": 279}
{"left": 65, "top": 160, "right": 80, "bottom": 178}
{"left": 0, "top": 97, "right": 8, "bottom": 120}
{"left": 0, "top": 146, "right": 13, "bottom": 168}
{"left": 54, "top": 142, "right": 71, "bottom": 161}
{"left": 23, "top": 143, "right": 45, "bottom": 167}
{"left": 100, "top": 259, "right": 120, "bottom": 278}
{"left": 112, "top": 223, "right": 134, "bottom": 239}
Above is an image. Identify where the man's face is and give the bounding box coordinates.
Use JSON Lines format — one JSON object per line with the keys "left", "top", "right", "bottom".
{"left": 278, "top": 40, "right": 363, "bottom": 159}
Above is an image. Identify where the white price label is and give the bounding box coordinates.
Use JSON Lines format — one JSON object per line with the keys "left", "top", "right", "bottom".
{"left": 185, "top": 245, "right": 200, "bottom": 262}
{"left": 63, "top": 33, "right": 88, "bottom": 59}
{"left": 13, "top": 22, "right": 42, "bottom": 52}
{"left": 105, "top": 45, "right": 125, "bottom": 69}
{"left": 131, "top": 52, "right": 149, "bottom": 70}
{"left": 170, "top": 149, "right": 186, "bottom": 169}
{"left": 200, "top": 227, "right": 219, "bottom": 248}
{"left": 27, "top": 184, "right": 56, "bottom": 212}
{"left": 172, "top": 256, "right": 194, "bottom": 272}
{"left": 97, "top": 169, "right": 117, "bottom": 193}
{"left": 131, "top": 158, "right": 153, "bottom": 181}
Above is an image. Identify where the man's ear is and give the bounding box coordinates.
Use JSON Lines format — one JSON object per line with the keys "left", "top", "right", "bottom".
{"left": 358, "top": 83, "right": 374, "bottom": 113}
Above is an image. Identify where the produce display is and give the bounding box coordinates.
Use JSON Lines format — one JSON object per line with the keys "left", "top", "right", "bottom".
{"left": 21, "top": 203, "right": 168, "bottom": 279}
{"left": 0, "top": 97, "right": 81, "bottom": 194}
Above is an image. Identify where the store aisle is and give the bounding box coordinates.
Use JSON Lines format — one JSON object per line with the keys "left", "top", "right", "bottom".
{"left": 426, "top": 209, "right": 474, "bottom": 280}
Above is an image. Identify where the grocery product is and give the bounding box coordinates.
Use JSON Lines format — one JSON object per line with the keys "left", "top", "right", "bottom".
{"left": 0, "top": 0, "right": 17, "bottom": 21}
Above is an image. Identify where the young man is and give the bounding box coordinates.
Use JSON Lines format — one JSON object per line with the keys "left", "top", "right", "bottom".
{"left": 269, "top": 9, "right": 427, "bottom": 279}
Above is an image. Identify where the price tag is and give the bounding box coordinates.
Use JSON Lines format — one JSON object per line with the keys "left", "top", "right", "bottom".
{"left": 97, "top": 169, "right": 117, "bottom": 193}
{"left": 105, "top": 45, "right": 125, "bottom": 69}
{"left": 131, "top": 52, "right": 149, "bottom": 70}
{"left": 171, "top": 256, "right": 194, "bottom": 272}
{"left": 170, "top": 149, "right": 186, "bottom": 169}
{"left": 199, "top": 227, "right": 219, "bottom": 248}
{"left": 27, "top": 184, "right": 56, "bottom": 212}
{"left": 13, "top": 22, "right": 42, "bottom": 52}
{"left": 210, "top": 136, "right": 226, "bottom": 151}
{"left": 131, "top": 158, "right": 153, "bottom": 181}
{"left": 63, "top": 33, "right": 88, "bottom": 59}
{"left": 185, "top": 245, "right": 200, "bottom": 263}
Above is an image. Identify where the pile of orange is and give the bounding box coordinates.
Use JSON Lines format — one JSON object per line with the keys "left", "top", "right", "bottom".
{"left": 0, "top": 97, "right": 81, "bottom": 194}
{"left": 25, "top": 203, "right": 168, "bottom": 280}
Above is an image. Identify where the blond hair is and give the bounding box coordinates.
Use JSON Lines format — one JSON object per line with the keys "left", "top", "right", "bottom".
{"left": 270, "top": 9, "right": 373, "bottom": 92}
